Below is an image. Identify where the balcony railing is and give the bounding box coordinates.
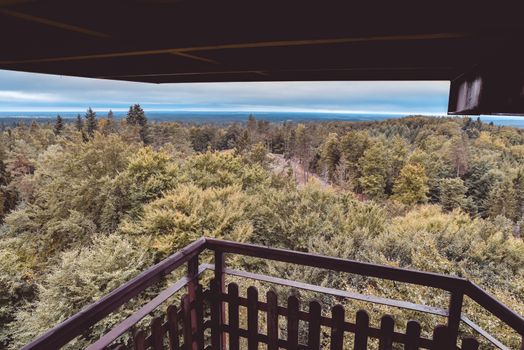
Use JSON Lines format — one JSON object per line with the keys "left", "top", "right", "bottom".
{"left": 21, "top": 238, "right": 524, "bottom": 350}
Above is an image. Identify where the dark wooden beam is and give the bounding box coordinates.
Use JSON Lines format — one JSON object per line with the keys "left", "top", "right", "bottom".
{"left": 0, "top": 8, "right": 111, "bottom": 38}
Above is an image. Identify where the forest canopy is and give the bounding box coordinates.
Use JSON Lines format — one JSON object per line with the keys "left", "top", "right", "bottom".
{"left": 0, "top": 110, "right": 522, "bottom": 349}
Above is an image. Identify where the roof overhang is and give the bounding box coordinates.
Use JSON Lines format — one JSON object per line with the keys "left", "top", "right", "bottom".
{"left": 1, "top": 1, "right": 524, "bottom": 115}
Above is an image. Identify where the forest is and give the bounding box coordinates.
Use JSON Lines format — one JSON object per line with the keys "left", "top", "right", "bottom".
{"left": 0, "top": 106, "right": 523, "bottom": 349}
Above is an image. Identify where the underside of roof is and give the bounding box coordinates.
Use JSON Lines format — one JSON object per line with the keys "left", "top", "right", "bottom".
{"left": 1, "top": 1, "right": 524, "bottom": 114}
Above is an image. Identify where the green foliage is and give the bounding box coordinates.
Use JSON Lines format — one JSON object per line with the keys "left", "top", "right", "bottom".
{"left": 53, "top": 115, "right": 64, "bottom": 136}
{"left": 8, "top": 235, "right": 151, "bottom": 350}
{"left": 0, "top": 115, "right": 523, "bottom": 349}
{"left": 85, "top": 108, "right": 98, "bottom": 137}
{"left": 439, "top": 177, "right": 468, "bottom": 211}
{"left": 392, "top": 163, "right": 429, "bottom": 205}
{"left": 120, "top": 184, "right": 253, "bottom": 256}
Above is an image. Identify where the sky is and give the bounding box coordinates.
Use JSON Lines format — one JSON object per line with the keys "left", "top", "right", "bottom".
{"left": 0, "top": 69, "right": 451, "bottom": 115}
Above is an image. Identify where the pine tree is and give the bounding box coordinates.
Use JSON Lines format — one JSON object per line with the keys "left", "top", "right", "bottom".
{"left": 320, "top": 133, "right": 340, "bottom": 181}
{"left": 440, "top": 178, "right": 468, "bottom": 211}
{"left": 53, "top": 115, "right": 64, "bottom": 135}
{"left": 125, "top": 104, "right": 148, "bottom": 143}
{"left": 103, "top": 110, "right": 116, "bottom": 134}
{"left": 85, "top": 107, "right": 98, "bottom": 137}
{"left": 75, "top": 114, "right": 84, "bottom": 131}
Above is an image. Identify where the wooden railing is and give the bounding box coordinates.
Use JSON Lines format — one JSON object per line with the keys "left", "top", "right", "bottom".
{"left": 21, "top": 237, "right": 524, "bottom": 350}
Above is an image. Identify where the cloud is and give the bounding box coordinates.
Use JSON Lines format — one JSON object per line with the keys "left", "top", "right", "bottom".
{"left": 0, "top": 69, "right": 450, "bottom": 114}
{"left": 0, "top": 90, "right": 61, "bottom": 102}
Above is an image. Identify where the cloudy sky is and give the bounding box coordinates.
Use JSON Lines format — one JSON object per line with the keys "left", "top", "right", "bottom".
{"left": 0, "top": 69, "right": 450, "bottom": 115}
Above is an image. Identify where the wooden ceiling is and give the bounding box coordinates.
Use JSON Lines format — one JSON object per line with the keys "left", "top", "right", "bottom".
{"left": 1, "top": 1, "right": 523, "bottom": 84}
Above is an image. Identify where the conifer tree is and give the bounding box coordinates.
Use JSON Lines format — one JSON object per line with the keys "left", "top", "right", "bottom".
{"left": 75, "top": 114, "right": 84, "bottom": 131}
{"left": 85, "top": 108, "right": 98, "bottom": 137}
{"left": 125, "top": 104, "right": 148, "bottom": 143}
{"left": 53, "top": 115, "right": 64, "bottom": 135}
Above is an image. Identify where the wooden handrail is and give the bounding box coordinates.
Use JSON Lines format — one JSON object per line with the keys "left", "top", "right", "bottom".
{"left": 21, "top": 237, "right": 524, "bottom": 349}
{"left": 205, "top": 238, "right": 524, "bottom": 337}
{"left": 21, "top": 237, "right": 206, "bottom": 350}
{"left": 204, "top": 238, "right": 467, "bottom": 291}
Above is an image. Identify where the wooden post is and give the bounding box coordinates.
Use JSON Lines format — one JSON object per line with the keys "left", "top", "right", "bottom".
{"left": 447, "top": 289, "right": 464, "bottom": 347}
{"left": 214, "top": 250, "right": 226, "bottom": 349}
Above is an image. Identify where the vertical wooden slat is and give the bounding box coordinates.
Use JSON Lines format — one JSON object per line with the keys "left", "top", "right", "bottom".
{"left": 461, "top": 337, "right": 479, "bottom": 350}
{"left": 133, "top": 329, "right": 146, "bottom": 350}
{"left": 379, "top": 315, "right": 394, "bottom": 350}
{"left": 448, "top": 290, "right": 464, "bottom": 348}
{"left": 354, "top": 310, "right": 369, "bottom": 350}
{"left": 151, "top": 316, "right": 165, "bottom": 350}
{"left": 167, "top": 305, "right": 180, "bottom": 350}
{"left": 214, "top": 250, "right": 226, "bottom": 350}
{"left": 228, "top": 283, "right": 240, "bottom": 350}
{"left": 247, "top": 286, "right": 259, "bottom": 350}
{"left": 210, "top": 279, "right": 221, "bottom": 350}
{"left": 182, "top": 294, "right": 192, "bottom": 350}
{"left": 405, "top": 320, "right": 421, "bottom": 350}
{"left": 330, "top": 304, "right": 345, "bottom": 350}
{"left": 266, "top": 290, "right": 279, "bottom": 350}
{"left": 432, "top": 325, "right": 451, "bottom": 350}
{"left": 187, "top": 256, "right": 199, "bottom": 350}
{"left": 308, "top": 301, "right": 321, "bottom": 350}
{"left": 193, "top": 284, "right": 204, "bottom": 349}
{"left": 287, "top": 295, "right": 299, "bottom": 350}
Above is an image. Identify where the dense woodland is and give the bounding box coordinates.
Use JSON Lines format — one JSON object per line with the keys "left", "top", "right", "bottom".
{"left": 0, "top": 106, "right": 523, "bottom": 349}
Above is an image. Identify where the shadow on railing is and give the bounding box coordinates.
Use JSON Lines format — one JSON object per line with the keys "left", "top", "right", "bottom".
{"left": 21, "top": 238, "right": 524, "bottom": 350}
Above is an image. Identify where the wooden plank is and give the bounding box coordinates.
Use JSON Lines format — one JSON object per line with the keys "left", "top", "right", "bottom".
{"left": 461, "top": 337, "right": 479, "bottom": 350}
{"left": 378, "top": 315, "right": 394, "bottom": 350}
{"left": 461, "top": 315, "right": 510, "bottom": 350}
{"left": 228, "top": 283, "right": 240, "bottom": 350}
{"left": 214, "top": 250, "right": 226, "bottom": 350}
{"left": 330, "top": 304, "right": 345, "bottom": 350}
{"left": 405, "top": 320, "right": 421, "bottom": 350}
{"left": 266, "top": 290, "right": 279, "bottom": 350}
{"left": 431, "top": 325, "right": 451, "bottom": 350}
{"left": 151, "top": 316, "right": 165, "bottom": 350}
{"left": 195, "top": 285, "right": 204, "bottom": 349}
{"left": 22, "top": 238, "right": 206, "bottom": 350}
{"left": 167, "top": 305, "right": 180, "bottom": 350}
{"left": 133, "top": 330, "right": 146, "bottom": 350}
{"left": 354, "top": 310, "right": 369, "bottom": 350}
{"left": 308, "top": 301, "right": 321, "bottom": 350}
{"left": 182, "top": 295, "right": 192, "bottom": 350}
{"left": 287, "top": 295, "right": 299, "bottom": 350}
{"left": 210, "top": 279, "right": 221, "bottom": 350}
{"left": 187, "top": 256, "right": 199, "bottom": 350}
{"left": 247, "top": 286, "right": 259, "bottom": 350}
